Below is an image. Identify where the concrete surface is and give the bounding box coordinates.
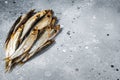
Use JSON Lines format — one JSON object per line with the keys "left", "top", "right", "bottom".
{"left": 0, "top": 0, "right": 120, "bottom": 80}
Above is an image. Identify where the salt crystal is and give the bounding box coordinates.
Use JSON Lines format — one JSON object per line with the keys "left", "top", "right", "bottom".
{"left": 62, "top": 49, "right": 66, "bottom": 52}
{"left": 85, "top": 46, "right": 89, "bottom": 49}
{"left": 5, "top": 1, "right": 8, "bottom": 4}
{"left": 61, "top": 25, "right": 64, "bottom": 27}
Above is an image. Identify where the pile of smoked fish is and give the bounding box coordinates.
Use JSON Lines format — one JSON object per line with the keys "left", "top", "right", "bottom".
{"left": 4, "top": 9, "right": 60, "bottom": 72}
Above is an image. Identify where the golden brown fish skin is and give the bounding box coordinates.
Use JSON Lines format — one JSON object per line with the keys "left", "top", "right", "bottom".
{"left": 47, "top": 18, "right": 60, "bottom": 40}
{"left": 50, "top": 17, "right": 57, "bottom": 26}
{"left": 5, "top": 51, "right": 29, "bottom": 72}
{"left": 4, "top": 9, "right": 61, "bottom": 72}
{"left": 20, "top": 10, "right": 50, "bottom": 42}
{"left": 22, "top": 25, "right": 60, "bottom": 63}
{"left": 5, "top": 10, "right": 35, "bottom": 62}
{"left": 5, "top": 26, "right": 24, "bottom": 72}
{"left": 12, "top": 10, "right": 54, "bottom": 63}
{"left": 27, "top": 18, "right": 57, "bottom": 54}
{"left": 48, "top": 25, "right": 60, "bottom": 40}
{"left": 22, "top": 39, "right": 54, "bottom": 63}
{"left": 5, "top": 28, "right": 39, "bottom": 72}
{"left": 5, "top": 21, "right": 51, "bottom": 72}
{"left": 11, "top": 27, "right": 46, "bottom": 64}
{"left": 6, "top": 39, "right": 54, "bottom": 70}
{"left": 13, "top": 9, "right": 35, "bottom": 33}
{"left": 5, "top": 16, "right": 22, "bottom": 45}
{"left": 11, "top": 28, "right": 39, "bottom": 59}
{"left": 5, "top": 26, "right": 23, "bottom": 58}
{"left": 6, "top": 10, "right": 45, "bottom": 63}
{"left": 13, "top": 28, "right": 41, "bottom": 63}
{"left": 35, "top": 10, "right": 53, "bottom": 30}
{"left": 21, "top": 17, "right": 60, "bottom": 63}
{"left": 5, "top": 9, "right": 35, "bottom": 48}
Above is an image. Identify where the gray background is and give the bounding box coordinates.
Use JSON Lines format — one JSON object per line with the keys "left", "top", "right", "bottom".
{"left": 0, "top": 0, "right": 120, "bottom": 80}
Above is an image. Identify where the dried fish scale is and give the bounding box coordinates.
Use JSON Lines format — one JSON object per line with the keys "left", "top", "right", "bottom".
{"left": 4, "top": 9, "right": 61, "bottom": 72}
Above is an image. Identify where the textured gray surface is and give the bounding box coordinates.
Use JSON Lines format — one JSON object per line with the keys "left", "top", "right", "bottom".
{"left": 0, "top": 0, "right": 120, "bottom": 80}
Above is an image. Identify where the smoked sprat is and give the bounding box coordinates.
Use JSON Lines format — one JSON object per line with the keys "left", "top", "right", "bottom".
{"left": 4, "top": 9, "right": 61, "bottom": 72}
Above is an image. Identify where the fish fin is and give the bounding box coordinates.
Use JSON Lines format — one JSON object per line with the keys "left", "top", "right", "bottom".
{"left": 48, "top": 25, "right": 61, "bottom": 40}
{"left": 5, "top": 58, "right": 12, "bottom": 72}
{"left": 50, "top": 17, "right": 57, "bottom": 26}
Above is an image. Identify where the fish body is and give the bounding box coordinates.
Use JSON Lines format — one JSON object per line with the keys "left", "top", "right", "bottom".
{"left": 20, "top": 10, "right": 48, "bottom": 41}
{"left": 4, "top": 9, "right": 61, "bottom": 72}
{"left": 5, "top": 9, "right": 35, "bottom": 47}
{"left": 5, "top": 26, "right": 23, "bottom": 58}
